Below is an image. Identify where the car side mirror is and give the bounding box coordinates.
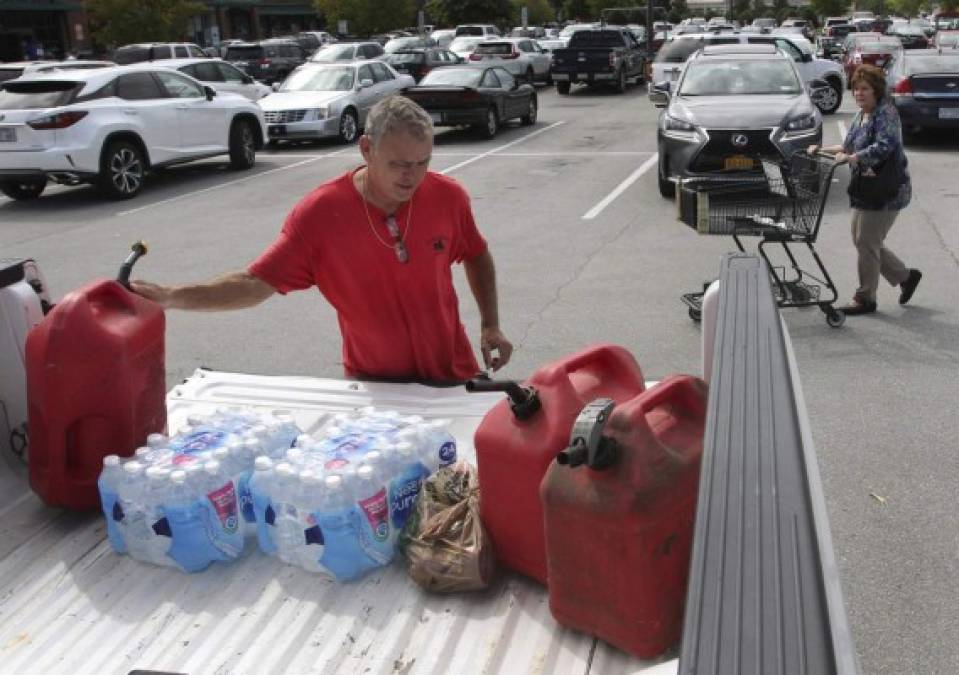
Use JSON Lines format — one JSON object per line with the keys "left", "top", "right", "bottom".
{"left": 801, "top": 52, "right": 812, "bottom": 62}
{"left": 271, "top": 82, "right": 281, "bottom": 92}
{"left": 649, "top": 80, "right": 670, "bottom": 107}
{"left": 359, "top": 78, "right": 374, "bottom": 89}
{"left": 204, "top": 85, "right": 216, "bottom": 100}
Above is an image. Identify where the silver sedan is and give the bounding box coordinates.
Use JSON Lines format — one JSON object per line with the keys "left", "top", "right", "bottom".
{"left": 258, "top": 60, "right": 415, "bottom": 144}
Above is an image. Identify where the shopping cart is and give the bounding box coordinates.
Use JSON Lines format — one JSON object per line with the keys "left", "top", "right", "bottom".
{"left": 677, "top": 153, "right": 846, "bottom": 328}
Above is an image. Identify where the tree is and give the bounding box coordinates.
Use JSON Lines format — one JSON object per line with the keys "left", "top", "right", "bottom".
{"left": 86, "top": 0, "right": 206, "bottom": 46}
{"left": 772, "top": 0, "right": 790, "bottom": 22}
{"left": 314, "top": 0, "right": 416, "bottom": 36}
{"left": 887, "top": 0, "right": 923, "bottom": 17}
{"left": 811, "top": 0, "right": 852, "bottom": 20}
{"left": 562, "top": 0, "right": 595, "bottom": 21}
{"left": 426, "top": 0, "right": 514, "bottom": 26}
{"left": 670, "top": 0, "right": 689, "bottom": 23}
{"left": 752, "top": 0, "right": 769, "bottom": 18}
{"left": 734, "top": 0, "right": 754, "bottom": 24}
{"left": 512, "top": 0, "right": 556, "bottom": 25}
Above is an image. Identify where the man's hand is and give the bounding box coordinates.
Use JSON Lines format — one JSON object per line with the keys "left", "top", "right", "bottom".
{"left": 129, "top": 280, "right": 173, "bottom": 308}
{"left": 481, "top": 326, "right": 513, "bottom": 372}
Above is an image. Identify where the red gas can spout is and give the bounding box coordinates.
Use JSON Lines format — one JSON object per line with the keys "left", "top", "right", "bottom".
{"left": 465, "top": 377, "right": 542, "bottom": 421}
{"left": 116, "top": 241, "right": 148, "bottom": 289}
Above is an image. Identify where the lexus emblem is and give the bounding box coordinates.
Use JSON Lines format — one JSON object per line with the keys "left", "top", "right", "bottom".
{"left": 731, "top": 133, "right": 748, "bottom": 148}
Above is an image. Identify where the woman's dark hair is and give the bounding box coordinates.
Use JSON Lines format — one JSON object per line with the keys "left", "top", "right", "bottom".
{"left": 850, "top": 65, "right": 886, "bottom": 98}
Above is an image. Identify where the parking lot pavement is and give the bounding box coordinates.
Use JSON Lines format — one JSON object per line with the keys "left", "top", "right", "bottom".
{"left": 3, "top": 82, "right": 959, "bottom": 673}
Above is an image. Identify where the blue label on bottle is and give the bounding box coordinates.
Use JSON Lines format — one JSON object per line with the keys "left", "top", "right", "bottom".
{"left": 171, "top": 428, "right": 228, "bottom": 455}
{"left": 389, "top": 474, "right": 422, "bottom": 530}
{"left": 439, "top": 441, "right": 456, "bottom": 466}
{"left": 237, "top": 473, "right": 255, "bottom": 523}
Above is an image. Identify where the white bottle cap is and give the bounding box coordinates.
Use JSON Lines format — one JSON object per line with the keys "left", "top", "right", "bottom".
{"left": 357, "top": 465, "right": 374, "bottom": 480}
{"left": 213, "top": 447, "right": 229, "bottom": 461}
{"left": 254, "top": 456, "right": 274, "bottom": 471}
{"left": 185, "top": 462, "right": 203, "bottom": 477}
{"left": 275, "top": 463, "right": 295, "bottom": 479}
{"left": 134, "top": 446, "right": 151, "bottom": 458}
{"left": 286, "top": 448, "right": 304, "bottom": 464}
{"left": 123, "top": 461, "right": 144, "bottom": 475}
{"left": 146, "top": 433, "right": 167, "bottom": 448}
{"left": 170, "top": 470, "right": 187, "bottom": 485}
{"left": 145, "top": 466, "right": 163, "bottom": 480}
{"left": 295, "top": 433, "right": 312, "bottom": 447}
{"left": 203, "top": 460, "right": 221, "bottom": 475}
{"left": 325, "top": 474, "right": 343, "bottom": 490}
{"left": 103, "top": 455, "right": 121, "bottom": 468}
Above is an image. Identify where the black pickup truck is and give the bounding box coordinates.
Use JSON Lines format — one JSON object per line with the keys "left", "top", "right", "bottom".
{"left": 551, "top": 27, "right": 647, "bottom": 94}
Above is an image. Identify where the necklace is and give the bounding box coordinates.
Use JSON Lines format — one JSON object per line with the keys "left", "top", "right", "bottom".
{"left": 359, "top": 169, "right": 412, "bottom": 263}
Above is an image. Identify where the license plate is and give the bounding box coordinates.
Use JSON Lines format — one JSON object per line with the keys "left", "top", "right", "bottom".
{"left": 429, "top": 113, "right": 442, "bottom": 124}
{"left": 940, "top": 107, "right": 959, "bottom": 119}
{"left": 0, "top": 127, "right": 15, "bottom": 142}
{"left": 268, "top": 124, "right": 286, "bottom": 136}
{"left": 724, "top": 155, "right": 755, "bottom": 170}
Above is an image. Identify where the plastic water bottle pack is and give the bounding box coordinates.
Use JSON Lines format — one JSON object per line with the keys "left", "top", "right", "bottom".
{"left": 97, "top": 408, "right": 302, "bottom": 572}
{"left": 249, "top": 408, "right": 457, "bottom": 581}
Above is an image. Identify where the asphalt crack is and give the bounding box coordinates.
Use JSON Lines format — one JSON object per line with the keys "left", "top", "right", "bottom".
{"left": 916, "top": 200, "right": 959, "bottom": 270}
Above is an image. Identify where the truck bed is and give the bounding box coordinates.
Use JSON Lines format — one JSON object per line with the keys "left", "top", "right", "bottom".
{"left": 0, "top": 370, "right": 675, "bottom": 675}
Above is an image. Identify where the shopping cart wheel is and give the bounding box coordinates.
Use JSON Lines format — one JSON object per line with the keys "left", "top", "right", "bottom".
{"left": 825, "top": 307, "right": 845, "bottom": 328}
{"left": 689, "top": 307, "right": 702, "bottom": 322}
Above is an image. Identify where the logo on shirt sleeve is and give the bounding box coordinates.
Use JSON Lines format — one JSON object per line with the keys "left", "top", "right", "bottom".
{"left": 432, "top": 237, "right": 447, "bottom": 253}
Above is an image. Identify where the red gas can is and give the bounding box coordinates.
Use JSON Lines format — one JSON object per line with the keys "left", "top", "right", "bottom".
{"left": 26, "top": 244, "right": 166, "bottom": 510}
{"left": 540, "top": 375, "right": 708, "bottom": 659}
{"left": 472, "top": 344, "right": 645, "bottom": 584}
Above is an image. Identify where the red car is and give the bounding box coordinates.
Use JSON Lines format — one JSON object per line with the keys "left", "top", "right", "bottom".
{"left": 842, "top": 36, "right": 903, "bottom": 85}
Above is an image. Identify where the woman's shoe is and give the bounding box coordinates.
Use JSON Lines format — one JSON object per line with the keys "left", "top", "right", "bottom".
{"left": 839, "top": 298, "right": 878, "bottom": 315}
{"left": 899, "top": 269, "right": 922, "bottom": 305}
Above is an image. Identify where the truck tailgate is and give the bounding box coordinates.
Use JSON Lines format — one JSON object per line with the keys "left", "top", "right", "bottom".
{"left": 0, "top": 370, "right": 675, "bottom": 674}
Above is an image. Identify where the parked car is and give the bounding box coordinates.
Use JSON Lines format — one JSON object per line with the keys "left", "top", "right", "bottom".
{"left": 887, "top": 24, "right": 931, "bottom": 49}
{"left": 651, "top": 44, "right": 822, "bottom": 198}
{"left": 157, "top": 58, "right": 271, "bottom": 100}
{"left": 824, "top": 17, "right": 850, "bottom": 29}
{"left": 467, "top": 38, "right": 552, "bottom": 84}
{"left": 933, "top": 30, "right": 959, "bottom": 48}
{"left": 842, "top": 37, "right": 903, "bottom": 84}
{"left": 652, "top": 32, "right": 845, "bottom": 113}
{"left": 384, "top": 37, "right": 435, "bottom": 54}
{"left": 454, "top": 25, "right": 501, "bottom": 38}
{"left": 429, "top": 29, "right": 457, "bottom": 48}
{"left": 509, "top": 26, "right": 547, "bottom": 38}
{"left": 257, "top": 60, "right": 413, "bottom": 145}
{"left": 551, "top": 27, "right": 647, "bottom": 94}
{"left": 112, "top": 43, "right": 207, "bottom": 64}
{"left": 751, "top": 17, "right": 777, "bottom": 30}
{"left": 0, "top": 60, "right": 114, "bottom": 83}
{"left": 310, "top": 42, "right": 385, "bottom": 63}
{"left": 296, "top": 31, "right": 335, "bottom": 54}
{"left": 818, "top": 23, "right": 858, "bottom": 59}
{"left": 401, "top": 65, "right": 536, "bottom": 139}
{"left": 537, "top": 23, "right": 597, "bottom": 52}
{"left": 449, "top": 36, "right": 487, "bottom": 60}
{"left": 886, "top": 48, "right": 959, "bottom": 132}
{"left": 779, "top": 19, "right": 815, "bottom": 41}
{"left": 383, "top": 48, "right": 461, "bottom": 82}
{"left": 223, "top": 39, "right": 307, "bottom": 84}
{"left": 0, "top": 65, "right": 265, "bottom": 200}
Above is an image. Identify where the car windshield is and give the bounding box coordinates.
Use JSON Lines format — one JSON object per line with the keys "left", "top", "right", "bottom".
{"left": 311, "top": 44, "right": 356, "bottom": 62}
{"left": 419, "top": 68, "right": 483, "bottom": 87}
{"left": 113, "top": 47, "right": 151, "bottom": 65}
{"left": 450, "top": 37, "right": 483, "bottom": 51}
{"left": 0, "top": 80, "right": 80, "bottom": 109}
{"left": 560, "top": 24, "right": 593, "bottom": 37}
{"left": 905, "top": 54, "right": 959, "bottom": 72}
{"left": 385, "top": 38, "right": 425, "bottom": 53}
{"left": 860, "top": 41, "right": 901, "bottom": 53}
{"left": 474, "top": 43, "right": 513, "bottom": 55}
{"left": 225, "top": 46, "right": 263, "bottom": 60}
{"left": 655, "top": 38, "right": 706, "bottom": 63}
{"left": 680, "top": 60, "right": 801, "bottom": 95}
{"left": 386, "top": 51, "right": 425, "bottom": 64}
{"left": 280, "top": 66, "right": 354, "bottom": 91}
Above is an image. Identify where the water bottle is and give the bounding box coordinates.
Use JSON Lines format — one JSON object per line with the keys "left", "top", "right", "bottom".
{"left": 269, "top": 411, "right": 300, "bottom": 449}
{"left": 425, "top": 420, "right": 457, "bottom": 468}
{"left": 116, "top": 461, "right": 154, "bottom": 561}
{"left": 293, "top": 470, "right": 328, "bottom": 574}
{"left": 141, "top": 466, "right": 174, "bottom": 566}
{"left": 353, "top": 461, "right": 394, "bottom": 566}
{"left": 230, "top": 439, "right": 256, "bottom": 529}
{"left": 199, "top": 459, "right": 243, "bottom": 559}
{"left": 134, "top": 446, "right": 153, "bottom": 462}
{"left": 317, "top": 474, "right": 373, "bottom": 580}
{"left": 163, "top": 468, "right": 213, "bottom": 573}
{"left": 271, "top": 462, "right": 300, "bottom": 563}
{"left": 250, "top": 456, "right": 277, "bottom": 555}
{"left": 99, "top": 455, "right": 127, "bottom": 554}
{"left": 147, "top": 433, "right": 168, "bottom": 449}
{"left": 388, "top": 441, "right": 428, "bottom": 532}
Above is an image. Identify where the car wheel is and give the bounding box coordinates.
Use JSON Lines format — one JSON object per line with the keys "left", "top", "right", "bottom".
{"left": 229, "top": 119, "right": 257, "bottom": 170}
{"left": 658, "top": 153, "right": 675, "bottom": 198}
{"left": 616, "top": 68, "right": 627, "bottom": 94}
{"left": 521, "top": 97, "right": 537, "bottom": 126}
{"left": 338, "top": 109, "right": 359, "bottom": 144}
{"left": 477, "top": 107, "right": 498, "bottom": 139}
{"left": 0, "top": 178, "right": 47, "bottom": 201}
{"left": 98, "top": 140, "right": 146, "bottom": 200}
{"left": 813, "top": 81, "right": 842, "bottom": 115}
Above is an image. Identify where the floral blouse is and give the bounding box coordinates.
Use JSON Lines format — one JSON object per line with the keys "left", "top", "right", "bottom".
{"left": 843, "top": 99, "right": 912, "bottom": 211}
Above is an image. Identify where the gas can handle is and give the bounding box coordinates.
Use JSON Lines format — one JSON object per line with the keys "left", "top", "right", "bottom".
{"left": 627, "top": 375, "right": 707, "bottom": 437}
{"left": 116, "top": 241, "right": 148, "bottom": 289}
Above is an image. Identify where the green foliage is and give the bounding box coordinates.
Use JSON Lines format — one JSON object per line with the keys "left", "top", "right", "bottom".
{"left": 86, "top": 0, "right": 206, "bottom": 46}
{"left": 940, "top": 0, "right": 959, "bottom": 12}
{"left": 752, "top": 0, "right": 770, "bottom": 18}
{"left": 734, "top": 0, "right": 754, "bottom": 24}
{"left": 811, "top": 0, "right": 851, "bottom": 20}
{"left": 772, "top": 0, "right": 791, "bottom": 23}
{"left": 887, "top": 0, "right": 923, "bottom": 17}
{"left": 316, "top": 0, "right": 416, "bottom": 35}
{"left": 426, "top": 0, "right": 514, "bottom": 26}
{"left": 511, "top": 0, "right": 556, "bottom": 24}
{"left": 669, "top": 0, "right": 688, "bottom": 23}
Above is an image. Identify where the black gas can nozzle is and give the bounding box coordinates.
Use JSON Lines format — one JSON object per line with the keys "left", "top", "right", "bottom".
{"left": 465, "top": 377, "right": 542, "bottom": 421}
{"left": 556, "top": 398, "right": 620, "bottom": 470}
{"left": 117, "top": 241, "right": 148, "bottom": 289}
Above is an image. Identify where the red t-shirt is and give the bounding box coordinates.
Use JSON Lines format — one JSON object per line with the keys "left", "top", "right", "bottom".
{"left": 249, "top": 169, "right": 487, "bottom": 382}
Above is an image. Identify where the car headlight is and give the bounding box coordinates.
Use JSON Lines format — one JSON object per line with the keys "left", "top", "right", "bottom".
{"left": 665, "top": 115, "right": 696, "bottom": 132}
{"left": 785, "top": 113, "right": 817, "bottom": 132}
{"left": 313, "top": 108, "right": 329, "bottom": 120}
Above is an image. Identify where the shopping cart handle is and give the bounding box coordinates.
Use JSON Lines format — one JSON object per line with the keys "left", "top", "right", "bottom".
{"left": 808, "top": 150, "right": 847, "bottom": 164}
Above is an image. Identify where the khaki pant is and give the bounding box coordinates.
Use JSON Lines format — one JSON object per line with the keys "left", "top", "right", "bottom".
{"left": 851, "top": 208, "right": 909, "bottom": 303}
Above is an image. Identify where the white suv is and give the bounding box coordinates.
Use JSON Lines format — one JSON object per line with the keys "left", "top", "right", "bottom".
{"left": 468, "top": 38, "right": 552, "bottom": 83}
{"left": 0, "top": 64, "right": 267, "bottom": 201}
{"left": 154, "top": 58, "right": 272, "bottom": 100}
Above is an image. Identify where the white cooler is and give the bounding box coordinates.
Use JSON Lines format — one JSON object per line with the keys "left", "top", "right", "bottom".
{"left": 0, "top": 259, "right": 50, "bottom": 463}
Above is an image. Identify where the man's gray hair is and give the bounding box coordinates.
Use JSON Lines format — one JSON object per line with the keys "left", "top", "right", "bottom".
{"left": 364, "top": 95, "right": 434, "bottom": 147}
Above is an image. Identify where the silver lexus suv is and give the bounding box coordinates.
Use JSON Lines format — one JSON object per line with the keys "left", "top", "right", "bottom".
{"left": 652, "top": 44, "right": 823, "bottom": 198}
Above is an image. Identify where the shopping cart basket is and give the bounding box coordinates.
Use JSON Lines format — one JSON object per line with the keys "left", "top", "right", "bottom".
{"left": 677, "top": 153, "right": 846, "bottom": 328}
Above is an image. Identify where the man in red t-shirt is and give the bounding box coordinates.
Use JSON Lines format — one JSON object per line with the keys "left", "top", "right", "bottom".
{"left": 132, "top": 96, "right": 512, "bottom": 383}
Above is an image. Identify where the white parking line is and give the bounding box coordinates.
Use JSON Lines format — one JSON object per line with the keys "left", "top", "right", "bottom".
{"left": 838, "top": 120, "right": 847, "bottom": 139}
{"left": 439, "top": 121, "right": 566, "bottom": 175}
{"left": 115, "top": 148, "right": 351, "bottom": 217}
{"left": 582, "top": 154, "right": 659, "bottom": 220}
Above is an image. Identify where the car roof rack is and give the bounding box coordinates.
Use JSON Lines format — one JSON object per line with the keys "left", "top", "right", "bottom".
{"left": 701, "top": 43, "right": 778, "bottom": 55}
{"left": 679, "top": 254, "right": 859, "bottom": 675}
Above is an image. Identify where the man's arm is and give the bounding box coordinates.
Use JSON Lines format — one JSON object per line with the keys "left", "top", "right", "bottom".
{"left": 130, "top": 271, "right": 275, "bottom": 311}
{"left": 463, "top": 250, "right": 513, "bottom": 371}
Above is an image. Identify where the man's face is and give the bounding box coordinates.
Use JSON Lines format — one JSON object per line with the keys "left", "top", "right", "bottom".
{"left": 361, "top": 128, "right": 433, "bottom": 205}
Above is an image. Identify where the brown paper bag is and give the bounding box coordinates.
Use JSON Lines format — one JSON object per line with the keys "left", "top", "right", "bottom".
{"left": 399, "top": 461, "right": 495, "bottom": 593}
